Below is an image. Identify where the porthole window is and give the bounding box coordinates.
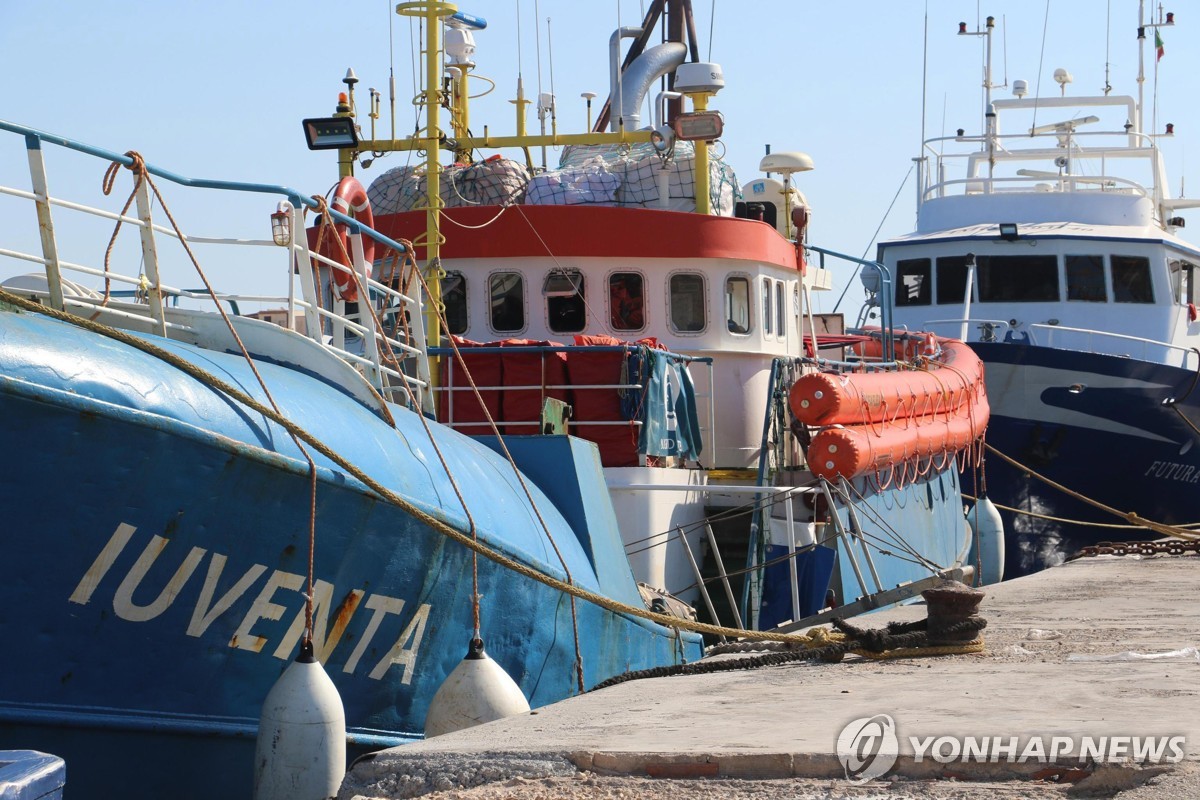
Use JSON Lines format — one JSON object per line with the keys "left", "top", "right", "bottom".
{"left": 441, "top": 271, "right": 468, "bottom": 334}
{"left": 669, "top": 272, "right": 706, "bottom": 333}
{"left": 725, "top": 276, "right": 751, "bottom": 334}
{"left": 609, "top": 272, "right": 645, "bottom": 330}
{"left": 544, "top": 268, "right": 586, "bottom": 333}
{"left": 489, "top": 272, "right": 525, "bottom": 332}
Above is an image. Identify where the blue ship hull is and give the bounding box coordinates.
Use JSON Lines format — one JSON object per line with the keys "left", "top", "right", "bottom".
{"left": 0, "top": 308, "right": 700, "bottom": 799}
{"left": 973, "top": 342, "right": 1200, "bottom": 574}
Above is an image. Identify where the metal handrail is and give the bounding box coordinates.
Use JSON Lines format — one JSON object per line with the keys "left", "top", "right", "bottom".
{"left": 809, "top": 244, "right": 894, "bottom": 362}
{"left": 428, "top": 344, "right": 715, "bottom": 455}
{"left": 0, "top": 118, "right": 433, "bottom": 413}
{"left": 1029, "top": 322, "right": 1200, "bottom": 367}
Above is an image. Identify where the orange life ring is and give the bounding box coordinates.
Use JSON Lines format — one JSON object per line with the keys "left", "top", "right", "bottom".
{"left": 319, "top": 176, "right": 375, "bottom": 302}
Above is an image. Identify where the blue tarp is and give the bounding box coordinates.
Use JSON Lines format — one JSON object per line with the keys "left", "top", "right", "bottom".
{"left": 628, "top": 349, "right": 703, "bottom": 461}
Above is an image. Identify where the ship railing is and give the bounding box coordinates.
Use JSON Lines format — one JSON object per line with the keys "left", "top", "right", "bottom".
{"left": 921, "top": 173, "right": 1150, "bottom": 204}
{"left": 1028, "top": 323, "right": 1200, "bottom": 369}
{"left": 0, "top": 119, "right": 433, "bottom": 416}
{"left": 428, "top": 343, "right": 716, "bottom": 467}
{"left": 919, "top": 317, "right": 1199, "bottom": 368}
{"left": 808, "top": 244, "right": 895, "bottom": 362}
{"left": 921, "top": 318, "right": 1014, "bottom": 342}
{"left": 919, "top": 127, "right": 1160, "bottom": 203}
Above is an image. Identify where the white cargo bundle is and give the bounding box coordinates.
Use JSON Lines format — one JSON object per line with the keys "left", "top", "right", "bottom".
{"left": 526, "top": 141, "right": 740, "bottom": 215}
{"left": 367, "top": 157, "right": 529, "bottom": 214}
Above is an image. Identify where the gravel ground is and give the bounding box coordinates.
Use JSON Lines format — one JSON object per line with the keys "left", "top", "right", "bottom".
{"left": 358, "top": 762, "right": 1200, "bottom": 800}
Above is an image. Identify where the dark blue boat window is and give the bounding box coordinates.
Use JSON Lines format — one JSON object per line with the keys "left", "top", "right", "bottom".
{"left": 609, "top": 272, "right": 645, "bottom": 330}
{"left": 1112, "top": 255, "right": 1154, "bottom": 303}
{"left": 1065, "top": 255, "right": 1106, "bottom": 302}
{"left": 726, "top": 276, "right": 751, "bottom": 334}
{"left": 489, "top": 272, "right": 525, "bottom": 332}
{"left": 441, "top": 271, "right": 468, "bottom": 334}
{"left": 669, "top": 273, "right": 706, "bottom": 333}
{"left": 935, "top": 256, "right": 970, "bottom": 304}
{"left": 896, "top": 258, "right": 931, "bottom": 305}
{"left": 977, "top": 255, "right": 1059, "bottom": 302}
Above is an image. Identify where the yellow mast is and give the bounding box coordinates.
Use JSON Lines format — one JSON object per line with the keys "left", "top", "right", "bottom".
{"left": 397, "top": 0, "right": 456, "bottom": 390}
{"left": 689, "top": 93, "right": 711, "bottom": 216}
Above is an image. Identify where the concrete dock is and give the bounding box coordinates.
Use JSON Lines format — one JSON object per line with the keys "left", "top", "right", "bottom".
{"left": 340, "top": 554, "right": 1200, "bottom": 799}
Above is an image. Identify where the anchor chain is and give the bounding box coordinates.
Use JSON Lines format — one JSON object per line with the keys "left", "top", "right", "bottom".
{"left": 1070, "top": 539, "right": 1200, "bottom": 559}
{"left": 590, "top": 615, "right": 987, "bottom": 691}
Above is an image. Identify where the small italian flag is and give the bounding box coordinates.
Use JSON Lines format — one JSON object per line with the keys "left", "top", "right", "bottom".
{"left": 1156, "top": 29, "right": 1165, "bottom": 62}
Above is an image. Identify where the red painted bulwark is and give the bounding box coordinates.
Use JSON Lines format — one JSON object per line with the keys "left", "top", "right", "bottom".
{"left": 374, "top": 205, "right": 800, "bottom": 269}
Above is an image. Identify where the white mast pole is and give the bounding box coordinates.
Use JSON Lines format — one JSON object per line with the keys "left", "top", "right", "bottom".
{"left": 1137, "top": 0, "right": 1146, "bottom": 135}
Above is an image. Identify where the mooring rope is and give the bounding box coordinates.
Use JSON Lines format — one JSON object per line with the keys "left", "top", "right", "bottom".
{"left": 984, "top": 443, "right": 1200, "bottom": 541}
{"left": 100, "top": 153, "right": 327, "bottom": 648}
{"left": 592, "top": 616, "right": 987, "bottom": 691}
{"left": 0, "top": 287, "right": 825, "bottom": 648}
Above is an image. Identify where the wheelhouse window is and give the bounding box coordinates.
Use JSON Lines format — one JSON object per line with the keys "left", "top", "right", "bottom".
{"left": 1065, "top": 255, "right": 1106, "bottom": 302}
{"left": 976, "top": 255, "right": 1059, "bottom": 302}
{"left": 935, "top": 256, "right": 971, "bottom": 304}
{"left": 1171, "top": 259, "right": 1196, "bottom": 306}
{"left": 762, "top": 278, "right": 773, "bottom": 335}
{"left": 441, "top": 271, "right": 468, "bottom": 334}
{"left": 776, "top": 280, "right": 786, "bottom": 336}
{"left": 1112, "top": 255, "right": 1154, "bottom": 303}
{"left": 544, "top": 268, "right": 586, "bottom": 333}
{"left": 725, "top": 276, "right": 751, "bottom": 334}
{"left": 896, "top": 258, "right": 931, "bottom": 306}
{"left": 489, "top": 272, "right": 525, "bottom": 332}
{"left": 608, "top": 272, "right": 645, "bottom": 330}
{"left": 669, "top": 273, "right": 706, "bottom": 333}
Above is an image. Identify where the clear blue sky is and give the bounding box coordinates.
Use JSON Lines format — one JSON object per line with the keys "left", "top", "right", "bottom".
{"left": 1, "top": 1, "right": 1196, "bottom": 311}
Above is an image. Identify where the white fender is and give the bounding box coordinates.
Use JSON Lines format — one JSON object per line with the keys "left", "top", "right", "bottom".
{"left": 254, "top": 646, "right": 346, "bottom": 800}
{"left": 424, "top": 638, "right": 531, "bottom": 738}
{"left": 967, "top": 495, "right": 1005, "bottom": 585}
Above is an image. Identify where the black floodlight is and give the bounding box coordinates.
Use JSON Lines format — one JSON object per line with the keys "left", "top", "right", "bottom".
{"left": 302, "top": 117, "right": 358, "bottom": 151}
{"left": 998, "top": 222, "right": 1019, "bottom": 241}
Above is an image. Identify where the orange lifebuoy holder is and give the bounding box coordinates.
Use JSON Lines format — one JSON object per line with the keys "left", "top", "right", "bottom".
{"left": 319, "top": 176, "right": 376, "bottom": 302}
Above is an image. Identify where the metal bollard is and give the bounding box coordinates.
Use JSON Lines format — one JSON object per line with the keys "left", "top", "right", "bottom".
{"left": 921, "top": 579, "right": 985, "bottom": 646}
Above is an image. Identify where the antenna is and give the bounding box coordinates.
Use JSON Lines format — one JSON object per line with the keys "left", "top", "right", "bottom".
{"left": 388, "top": 0, "right": 397, "bottom": 139}
{"left": 920, "top": 1, "right": 928, "bottom": 196}
{"left": 1104, "top": 0, "right": 1113, "bottom": 95}
{"left": 1029, "top": 115, "right": 1098, "bottom": 135}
